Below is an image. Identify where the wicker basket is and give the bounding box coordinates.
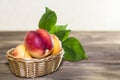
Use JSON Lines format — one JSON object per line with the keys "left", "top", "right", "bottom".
{"left": 6, "top": 48, "right": 64, "bottom": 78}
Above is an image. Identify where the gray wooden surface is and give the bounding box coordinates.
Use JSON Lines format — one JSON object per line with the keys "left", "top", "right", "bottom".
{"left": 0, "top": 31, "right": 120, "bottom": 80}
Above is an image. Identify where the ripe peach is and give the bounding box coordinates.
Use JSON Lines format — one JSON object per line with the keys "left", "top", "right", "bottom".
{"left": 25, "top": 31, "right": 45, "bottom": 58}
{"left": 36, "top": 29, "right": 53, "bottom": 50}
{"left": 51, "top": 34, "right": 62, "bottom": 55}
{"left": 12, "top": 44, "right": 31, "bottom": 58}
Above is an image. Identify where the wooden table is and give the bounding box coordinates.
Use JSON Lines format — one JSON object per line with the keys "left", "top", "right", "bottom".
{"left": 0, "top": 31, "right": 120, "bottom": 80}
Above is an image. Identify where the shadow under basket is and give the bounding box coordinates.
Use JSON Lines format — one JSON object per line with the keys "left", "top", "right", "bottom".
{"left": 6, "top": 48, "right": 64, "bottom": 78}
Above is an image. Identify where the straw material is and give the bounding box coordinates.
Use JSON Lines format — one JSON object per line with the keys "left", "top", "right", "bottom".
{"left": 6, "top": 48, "right": 64, "bottom": 78}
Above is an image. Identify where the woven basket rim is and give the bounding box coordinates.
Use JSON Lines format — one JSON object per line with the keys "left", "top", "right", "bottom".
{"left": 6, "top": 48, "right": 64, "bottom": 62}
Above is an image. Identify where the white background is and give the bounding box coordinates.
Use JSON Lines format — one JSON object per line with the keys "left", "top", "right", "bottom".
{"left": 0, "top": 0, "right": 120, "bottom": 31}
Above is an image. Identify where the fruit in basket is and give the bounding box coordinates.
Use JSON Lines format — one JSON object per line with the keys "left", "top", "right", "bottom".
{"left": 6, "top": 7, "right": 87, "bottom": 79}
{"left": 51, "top": 34, "right": 62, "bottom": 55}
{"left": 12, "top": 44, "right": 31, "bottom": 58}
{"left": 25, "top": 31, "right": 45, "bottom": 58}
{"left": 25, "top": 29, "right": 53, "bottom": 58}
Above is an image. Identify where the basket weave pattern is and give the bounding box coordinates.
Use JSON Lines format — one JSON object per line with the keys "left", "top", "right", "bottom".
{"left": 6, "top": 48, "right": 64, "bottom": 78}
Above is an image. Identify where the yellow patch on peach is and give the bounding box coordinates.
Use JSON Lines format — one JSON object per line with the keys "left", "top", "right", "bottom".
{"left": 51, "top": 34, "right": 62, "bottom": 55}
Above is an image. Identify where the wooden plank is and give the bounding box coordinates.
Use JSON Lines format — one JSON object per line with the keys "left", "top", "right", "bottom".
{"left": 0, "top": 31, "right": 120, "bottom": 80}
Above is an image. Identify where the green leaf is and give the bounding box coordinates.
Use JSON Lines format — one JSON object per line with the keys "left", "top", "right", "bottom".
{"left": 46, "top": 7, "right": 51, "bottom": 13}
{"left": 37, "top": 7, "right": 87, "bottom": 62}
{"left": 63, "top": 37, "right": 87, "bottom": 61}
{"left": 49, "top": 25, "right": 67, "bottom": 34}
{"left": 38, "top": 7, "right": 57, "bottom": 31}
{"left": 54, "top": 30, "right": 71, "bottom": 42}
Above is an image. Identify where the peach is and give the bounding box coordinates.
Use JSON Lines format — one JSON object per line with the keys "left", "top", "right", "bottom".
{"left": 36, "top": 29, "right": 53, "bottom": 50}
{"left": 12, "top": 44, "right": 31, "bottom": 58}
{"left": 51, "top": 34, "right": 62, "bottom": 55}
{"left": 25, "top": 31, "right": 45, "bottom": 58}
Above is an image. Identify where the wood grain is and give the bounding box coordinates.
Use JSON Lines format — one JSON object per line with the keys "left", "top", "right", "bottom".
{"left": 0, "top": 31, "right": 120, "bottom": 80}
